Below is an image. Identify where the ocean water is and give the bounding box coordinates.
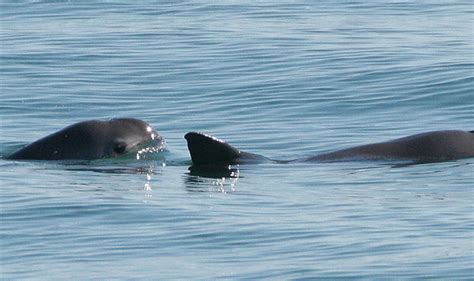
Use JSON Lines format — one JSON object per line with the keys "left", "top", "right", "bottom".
{"left": 1, "top": 1, "right": 473, "bottom": 279}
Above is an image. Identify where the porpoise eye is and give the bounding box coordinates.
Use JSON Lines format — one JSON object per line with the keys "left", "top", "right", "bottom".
{"left": 113, "top": 142, "right": 127, "bottom": 155}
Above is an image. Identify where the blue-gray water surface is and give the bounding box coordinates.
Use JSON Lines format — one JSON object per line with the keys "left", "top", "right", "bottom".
{"left": 1, "top": 1, "right": 473, "bottom": 279}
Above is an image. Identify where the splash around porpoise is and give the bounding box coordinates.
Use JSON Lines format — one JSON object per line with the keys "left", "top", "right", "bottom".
{"left": 185, "top": 130, "right": 474, "bottom": 166}
{"left": 6, "top": 118, "right": 165, "bottom": 161}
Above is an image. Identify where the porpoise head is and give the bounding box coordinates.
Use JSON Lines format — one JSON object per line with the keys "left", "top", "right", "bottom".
{"left": 7, "top": 118, "right": 164, "bottom": 160}
{"left": 102, "top": 118, "right": 164, "bottom": 159}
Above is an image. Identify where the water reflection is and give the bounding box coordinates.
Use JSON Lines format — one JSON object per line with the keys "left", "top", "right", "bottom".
{"left": 63, "top": 161, "right": 162, "bottom": 175}
{"left": 184, "top": 165, "right": 240, "bottom": 193}
{"left": 143, "top": 168, "right": 153, "bottom": 202}
{"left": 64, "top": 160, "right": 159, "bottom": 201}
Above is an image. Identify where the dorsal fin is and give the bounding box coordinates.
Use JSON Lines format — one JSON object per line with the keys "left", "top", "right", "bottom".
{"left": 184, "top": 132, "right": 241, "bottom": 166}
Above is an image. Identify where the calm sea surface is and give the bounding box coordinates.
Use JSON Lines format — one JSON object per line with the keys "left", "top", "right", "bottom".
{"left": 1, "top": 1, "right": 473, "bottom": 279}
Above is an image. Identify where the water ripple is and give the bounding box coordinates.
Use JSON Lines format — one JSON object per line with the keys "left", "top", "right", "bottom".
{"left": 1, "top": 1, "right": 473, "bottom": 279}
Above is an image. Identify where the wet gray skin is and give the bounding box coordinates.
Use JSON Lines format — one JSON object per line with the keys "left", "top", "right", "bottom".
{"left": 7, "top": 118, "right": 163, "bottom": 160}
{"left": 185, "top": 130, "right": 474, "bottom": 166}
